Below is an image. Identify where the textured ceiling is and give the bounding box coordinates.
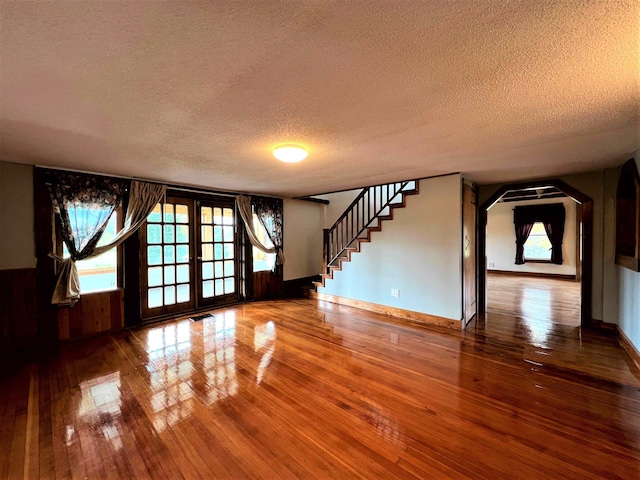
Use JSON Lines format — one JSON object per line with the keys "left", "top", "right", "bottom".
{"left": 1, "top": 1, "right": 638, "bottom": 197}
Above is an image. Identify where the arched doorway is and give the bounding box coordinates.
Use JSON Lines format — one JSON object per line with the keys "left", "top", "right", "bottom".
{"left": 478, "top": 179, "right": 593, "bottom": 328}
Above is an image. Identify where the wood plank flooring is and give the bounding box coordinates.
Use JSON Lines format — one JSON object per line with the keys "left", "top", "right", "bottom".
{"left": 487, "top": 273, "right": 581, "bottom": 326}
{"left": 1, "top": 298, "right": 639, "bottom": 479}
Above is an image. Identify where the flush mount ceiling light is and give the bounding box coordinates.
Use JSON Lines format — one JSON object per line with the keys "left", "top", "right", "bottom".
{"left": 273, "top": 144, "right": 308, "bottom": 163}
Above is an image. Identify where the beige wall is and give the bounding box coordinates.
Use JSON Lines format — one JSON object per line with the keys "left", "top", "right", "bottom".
{"left": 602, "top": 167, "right": 619, "bottom": 326}
{"left": 0, "top": 161, "right": 36, "bottom": 269}
{"left": 282, "top": 199, "right": 323, "bottom": 281}
{"left": 314, "top": 189, "right": 362, "bottom": 229}
{"left": 487, "top": 197, "right": 577, "bottom": 276}
{"left": 319, "top": 174, "right": 463, "bottom": 321}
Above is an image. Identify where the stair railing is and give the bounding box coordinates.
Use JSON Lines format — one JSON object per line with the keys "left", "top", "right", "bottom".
{"left": 323, "top": 181, "right": 415, "bottom": 273}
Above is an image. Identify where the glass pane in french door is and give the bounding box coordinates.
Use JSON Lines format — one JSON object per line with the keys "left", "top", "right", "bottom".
{"left": 141, "top": 198, "right": 195, "bottom": 318}
{"left": 198, "top": 202, "right": 238, "bottom": 307}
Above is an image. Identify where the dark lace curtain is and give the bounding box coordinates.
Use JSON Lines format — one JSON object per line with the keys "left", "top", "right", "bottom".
{"left": 46, "top": 171, "right": 126, "bottom": 261}
{"left": 252, "top": 196, "right": 284, "bottom": 267}
{"left": 513, "top": 204, "right": 565, "bottom": 265}
{"left": 45, "top": 171, "right": 166, "bottom": 306}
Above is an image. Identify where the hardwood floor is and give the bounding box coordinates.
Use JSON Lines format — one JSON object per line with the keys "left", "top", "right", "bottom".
{"left": 487, "top": 273, "right": 581, "bottom": 326}
{"left": 1, "top": 298, "right": 639, "bottom": 479}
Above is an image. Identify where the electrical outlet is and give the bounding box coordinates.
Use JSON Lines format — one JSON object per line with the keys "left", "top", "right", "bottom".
{"left": 489, "top": 262, "right": 495, "bottom": 268}
{"left": 391, "top": 288, "right": 400, "bottom": 298}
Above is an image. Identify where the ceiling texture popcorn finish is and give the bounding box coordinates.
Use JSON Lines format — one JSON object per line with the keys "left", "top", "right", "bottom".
{"left": 0, "top": 1, "right": 638, "bottom": 197}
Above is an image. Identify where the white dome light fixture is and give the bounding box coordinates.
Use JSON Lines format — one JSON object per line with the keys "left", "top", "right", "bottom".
{"left": 273, "top": 144, "right": 308, "bottom": 163}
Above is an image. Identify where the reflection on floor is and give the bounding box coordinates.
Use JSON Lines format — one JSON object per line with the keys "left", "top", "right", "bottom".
{"left": 1, "top": 298, "right": 638, "bottom": 479}
{"left": 487, "top": 273, "right": 581, "bottom": 326}
{"left": 476, "top": 272, "right": 634, "bottom": 386}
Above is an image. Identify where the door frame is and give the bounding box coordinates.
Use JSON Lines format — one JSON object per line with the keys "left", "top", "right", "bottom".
{"left": 195, "top": 198, "right": 241, "bottom": 309}
{"left": 140, "top": 195, "right": 197, "bottom": 320}
{"left": 139, "top": 194, "right": 242, "bottom": 323}
{"left": 462, "top": 182, "right": 477, "bottom": 329}
{"left": 478, "top": 179, "right": 593, "bottom": 328}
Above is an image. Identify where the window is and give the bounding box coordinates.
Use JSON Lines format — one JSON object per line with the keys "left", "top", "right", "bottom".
{"left": 252, "top": 212, "right": 276, "bottom": 272}
{"left": 514, "top": 203, "right": 565, "bottom": 265}
{"left": 63, "top": 212, "right": 119, "bottom": 293}
{"left": 524, "top": 222, "right": 551, "bottom": 261}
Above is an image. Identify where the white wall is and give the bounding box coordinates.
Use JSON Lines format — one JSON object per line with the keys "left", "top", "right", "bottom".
{"left": 616, "top": 153, "right": 640, "bottom": 353}
{"left": 0, "top": 161, "right": 36, "bottom": 269}
{"left": 283, "top": 199, "right": 323, "bottom": 281}
{"left": 487, "top": 197, "right": 577, "bottom": 276}
{"left": 314, "top": 189, "right": 362, "bottom": 229}
{"left": 319, "top": 174, "right": 463, "bottom": 321}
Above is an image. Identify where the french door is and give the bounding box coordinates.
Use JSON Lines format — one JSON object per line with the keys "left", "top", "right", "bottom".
{"left": 198, "top": 201, "right": 238, "bottom": 308}
{"left": 140, "top": 195, "right": 239, "bottom": 320}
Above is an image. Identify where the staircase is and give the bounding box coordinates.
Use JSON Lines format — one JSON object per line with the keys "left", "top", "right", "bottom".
{"left": 314, "top": 180, "right": 419, "bottom": 289}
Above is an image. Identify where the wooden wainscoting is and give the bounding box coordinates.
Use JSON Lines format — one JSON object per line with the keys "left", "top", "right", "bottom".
{"left": 282, "top": 275, "right": 321, "bottom": 297}
{"left": 252, "top": 270, "right": 282, "bottom": 300}
{"left": 57, "top": 289, "right": 124, "bottom": 341}
{"left": 0, "top": 268, "right": 38, "bottom": 346}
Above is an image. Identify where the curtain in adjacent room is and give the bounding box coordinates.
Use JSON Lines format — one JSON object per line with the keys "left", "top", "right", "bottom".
{"left": 542, "top": 213, "right": 565, "bottom": 265}
{"left": 514, "top": 222, "right": 535, "bottom": 265}
{"left": 252, "top": 196, "right": 285, "bottom": 267}
{"left": 513, "top": 203, "right": 566, "bottom": 265}
{"left": 47, "top": 172, "right": 166, "bottom": 306}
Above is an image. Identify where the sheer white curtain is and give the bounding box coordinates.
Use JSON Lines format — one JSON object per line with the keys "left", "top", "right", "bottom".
{"left": 236, "top": 195, "right": 277, "bottom": 255}
{"left": 253, "top": 196, "right": 284, "bottom": 266}
{"left": 92, "top": 181, "right": 166, "bottom": 255}
{"left": 51, "top": 180, "right": 166, "bottom": 306}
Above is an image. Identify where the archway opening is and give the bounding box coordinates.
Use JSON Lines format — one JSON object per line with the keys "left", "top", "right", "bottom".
{"left": 479, "top": 179, "right": 593, "bottom": 329}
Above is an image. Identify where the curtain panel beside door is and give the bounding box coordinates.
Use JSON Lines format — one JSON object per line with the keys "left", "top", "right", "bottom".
{"left": 253, "top": 196, "right": 284, "bottom": 267}
{"left": 46, "top": 170, "right": 166, "bottom": 306}
{"left": 236, "top": 195, "right": 285, "bottom": 269}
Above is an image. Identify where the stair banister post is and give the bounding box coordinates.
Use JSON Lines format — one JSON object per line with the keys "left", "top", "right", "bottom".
{"left": 323, "top": 228, "right": 330, "bottom": 275}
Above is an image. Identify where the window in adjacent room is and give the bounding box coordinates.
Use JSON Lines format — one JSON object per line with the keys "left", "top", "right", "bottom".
{"left": 62, "top": 211, "right": 120, "bottom": 293}
{"left": 252, "top": 212, "right": 276, "bottom": 272}
{"left": 524, "top": 222, "right": 552, "bottom": 261}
